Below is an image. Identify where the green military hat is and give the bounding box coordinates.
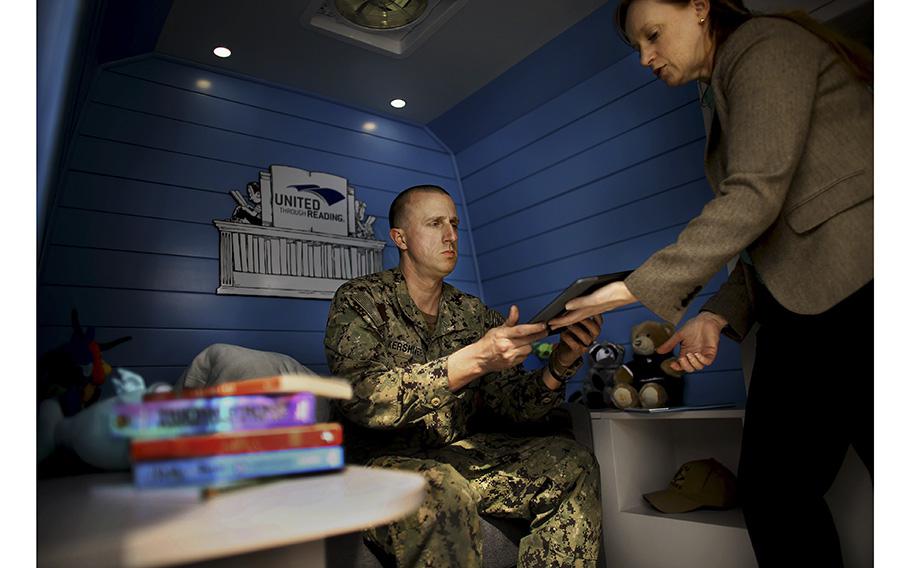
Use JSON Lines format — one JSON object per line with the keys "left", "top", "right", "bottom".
{"left": 643, "top": 457, "right": 738, "bottom": 513}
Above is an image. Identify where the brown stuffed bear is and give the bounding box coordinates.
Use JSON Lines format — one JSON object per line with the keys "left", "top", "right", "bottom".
{"left": 611, "top": 320, "right": 685, "bottom": 409}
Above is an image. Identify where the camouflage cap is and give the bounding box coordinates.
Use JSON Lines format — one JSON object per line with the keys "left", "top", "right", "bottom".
{"left": 643, "top": 458, "right": 738, "bottom": 513}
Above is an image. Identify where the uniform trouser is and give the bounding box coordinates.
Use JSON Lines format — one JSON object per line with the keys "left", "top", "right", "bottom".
{"left": 364, "top": 432, "right": 602, "bottom": 568}
{"left": 739, "top": 281, "right": 873, "bottom": 568}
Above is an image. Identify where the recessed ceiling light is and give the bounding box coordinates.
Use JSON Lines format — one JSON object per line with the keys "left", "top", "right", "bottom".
{"left": 363, "top": 122, "right": 377, "bottom": 131}
{"left": 390, "top": 99, "right": 406, "bottom": 109}
{"left": 213, "top": 46, "right": 232, "bottom": 58}
{"left": 195, "top": 79, "right": 212, "bottom": 89}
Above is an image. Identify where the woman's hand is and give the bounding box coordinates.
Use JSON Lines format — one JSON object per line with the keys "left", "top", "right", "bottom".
{"left": 548, "top": 282, "right": 638, "bottom": 330}
{"left": 656, "top": 311, "right": 727, "bottom": 372}
{"left": 553, "top": 314, "right": 604, "bottom": 368}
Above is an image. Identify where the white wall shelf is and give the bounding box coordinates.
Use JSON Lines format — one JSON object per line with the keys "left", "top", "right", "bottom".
{"left": 621, "top": 504, "right": 746, "bottom": 530}
{"left": 591, "top": 409, "right": 758, "bottom": 568}
{"left": 593, "top": 409, "right": 745, "bottom": 421}
{"left": 591, "top": 407, "right": 871, "bottom": 568}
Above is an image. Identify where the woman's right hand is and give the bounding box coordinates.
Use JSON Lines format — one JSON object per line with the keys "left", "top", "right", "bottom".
{"left": 548, "top": 281, "right": 638, "bottom": 330}
{"left": 656, "top": 311, "right": 728, "bottom": 373}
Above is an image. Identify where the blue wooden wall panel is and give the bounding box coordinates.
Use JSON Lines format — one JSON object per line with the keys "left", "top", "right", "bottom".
{"left": 92, "top": 71, "right": 454, "bottom": 175}
{"left": 37, "top": 327, "right": 330, "bottom": 369}
{"left": 460, "top": 80, "right": 696, "bottom": 203}
{"left": 48, "top": 208, "right": 478, "bottom": 284}
{"left": 39, "top": 54, "right": 479, "bottom": 378}
{"left": 454, "top": 55, "right": 648, "bottom": 177}
{"left": 78, "top": 103, "right": 457, "bottom": 197}
{"left": 38, "top": 287, "right": 332, "bottom": 331}
{"left": 428, "top": 3, "right": 632, "bottom": 155}
{"left": 49, "top": 208, "right": 216, "bottom": 258}
{"left": 467, "top": 102, "right": 706, "bottom": 229}
{"left": 70, "top": 135, "right": 264, "bottom": 193}
{"left": 61, "top": 170, "right": 231, "bottom": 223}
{"left": 477, "top": 179, "right": 711, "bottom": 282}
{"left": 448, "top": 38, "right": 745, "bottom": 405}
{"left": 471, "top": 141, "right": 706, "bottom": 255}
{"left": 481, "top": 226, "right": 698, "bottom": 307}
{"left": 41, "top": 242, "right": 478, "bottom": 295}
{"left": 112, "top": 57, "right": 443, "bottom": 151}
{"left": 58, "top": 171, "right": 475, "bottom": 257}
{"left": 41, "top": 246, "right": 220, "bottom": 293}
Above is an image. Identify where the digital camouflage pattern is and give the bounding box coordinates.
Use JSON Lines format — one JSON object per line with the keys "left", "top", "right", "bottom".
{"left": 324, "top": 268, "right": 600, "bottom": 567}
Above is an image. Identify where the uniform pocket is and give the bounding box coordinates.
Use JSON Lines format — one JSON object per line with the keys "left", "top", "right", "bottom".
{"left": 785, "top": 169, "right": 872, "bottom": 234}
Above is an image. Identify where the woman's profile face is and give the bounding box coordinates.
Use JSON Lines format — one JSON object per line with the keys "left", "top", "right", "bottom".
{"left": 624, "top": 0, "right": 714, "bottom": 86}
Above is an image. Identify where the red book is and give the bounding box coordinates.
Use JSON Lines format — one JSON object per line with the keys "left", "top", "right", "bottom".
{"left": 143, "top": 374, "right": 353, "bottom": 401}
{"left": 130, "top": 423, "right": 344, "bottom": 461}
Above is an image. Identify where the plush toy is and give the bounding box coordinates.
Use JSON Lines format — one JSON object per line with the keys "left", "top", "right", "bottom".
{"left": 37, "top": 368, "right": 149, "bottom": 471}
{"left": 531, "top": 341, "right": 555, "bottom": 362}
{"left": 612, "top": 320, "right": 685, "bottom": 409}
{"left": 37, "top": 309, "right": 132, "bottom": 417}
{"left": 569, "top": 340, "right": 625, "bottom": 409}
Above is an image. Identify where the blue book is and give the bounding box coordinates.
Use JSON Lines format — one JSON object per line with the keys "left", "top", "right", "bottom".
{"left": 133, "top": 446, "right": 345, "bottom": 488}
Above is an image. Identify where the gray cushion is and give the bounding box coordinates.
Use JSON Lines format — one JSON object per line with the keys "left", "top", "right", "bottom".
{"left": 176, "top": 343, "right": 330, "bottom": 421}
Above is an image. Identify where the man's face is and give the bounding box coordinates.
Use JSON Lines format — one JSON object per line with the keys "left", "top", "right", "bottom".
{"left": 396, "top": 191, "right": 459, "bottom": 279}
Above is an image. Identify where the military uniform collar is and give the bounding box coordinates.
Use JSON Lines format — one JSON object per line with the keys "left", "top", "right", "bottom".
{"left": 392, "top": 267, "right": 468, "bottom": 339}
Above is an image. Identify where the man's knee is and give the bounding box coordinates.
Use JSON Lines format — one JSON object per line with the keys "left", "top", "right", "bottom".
{"left": 366, "top": 460, "right": 483, "bottom": 566}
{"left": 540, "top": 436, "right": 600, "bottom": 483}
{"left": 419, "top": 461, "right": 482, "bottom": 518}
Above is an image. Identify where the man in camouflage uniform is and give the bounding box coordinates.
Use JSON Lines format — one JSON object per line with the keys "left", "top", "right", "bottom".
{"left": 325, "top": 185, "right": 603, "bottom": 567}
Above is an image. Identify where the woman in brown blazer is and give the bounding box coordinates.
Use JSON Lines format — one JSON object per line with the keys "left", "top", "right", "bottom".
{"left": 549, "top": 1, "right": 873, "bottom": 566}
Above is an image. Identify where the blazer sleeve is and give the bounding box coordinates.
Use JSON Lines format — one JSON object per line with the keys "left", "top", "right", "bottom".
{"left": 624, "top": 21, "right": 821, "bottom": 325}
{"left": 700, "top": 260, "right": 755, "bottom": 342}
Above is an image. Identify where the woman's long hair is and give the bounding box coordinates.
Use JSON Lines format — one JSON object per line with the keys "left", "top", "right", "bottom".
{"left": 614, "top": 0, "right": 873, "bottom": 85}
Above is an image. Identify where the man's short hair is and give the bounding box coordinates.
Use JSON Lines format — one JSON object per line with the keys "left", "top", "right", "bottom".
{"left": 388, "top": 185, "right": 451, "bottom": 229}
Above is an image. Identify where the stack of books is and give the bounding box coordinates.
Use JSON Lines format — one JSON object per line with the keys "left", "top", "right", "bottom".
{"left": 111, "top": 374, "right": 353, "bottom": 490}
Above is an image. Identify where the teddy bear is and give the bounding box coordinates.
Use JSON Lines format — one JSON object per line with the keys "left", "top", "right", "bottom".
{"left": 611, "top": 320, "right": 685, "bottom": 409}
{"left": 568, "top": 340, "right": 625, "bottom": 409}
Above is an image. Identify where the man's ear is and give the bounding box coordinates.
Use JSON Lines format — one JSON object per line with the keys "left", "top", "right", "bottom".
{"left": 390, "top": 227, "right": 407, "bottom": 251}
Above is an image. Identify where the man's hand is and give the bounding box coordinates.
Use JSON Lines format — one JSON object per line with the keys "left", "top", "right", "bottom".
{"left": 548, "top": 282, "right": 637, "bottom": 329}
{"left": 447, "top": 305, "right": 547, "bottom": 391}
{"left": 656, "top": 311, "right": 727, "bottom": 373}
{"left": 553, "top": 315, "right": 604, "bottom": 369}
{"left": 541, "top": 315, "right": 604, "bottom": 391}
{"left": 477, "top": 305, "right": 548, "bottom": 373}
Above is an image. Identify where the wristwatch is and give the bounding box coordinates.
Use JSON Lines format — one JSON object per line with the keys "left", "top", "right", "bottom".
{"left": 547, "top": 355, "right": 580, "bottom": 384}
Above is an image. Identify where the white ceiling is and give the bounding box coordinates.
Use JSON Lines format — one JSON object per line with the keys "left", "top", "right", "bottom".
{"left": 154, "top": 0, "right": 870, "bottom": 125}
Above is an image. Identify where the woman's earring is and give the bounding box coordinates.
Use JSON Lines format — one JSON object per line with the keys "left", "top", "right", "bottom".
{"left": 699, "top": 17, "right": 706, "bottom": 24}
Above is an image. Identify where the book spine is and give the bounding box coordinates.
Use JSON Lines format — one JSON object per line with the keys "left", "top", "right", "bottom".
{"left": 143, "top": 376, "right": 288, "bottom": 401}
{"left": 130, "top": 423, "right": 343, "bottom": 461}
{"left": 114, "top": 392, "right": 316, "bottom": 439}
{"left": 133, "top": 446, "right": 345, "bottom": 488}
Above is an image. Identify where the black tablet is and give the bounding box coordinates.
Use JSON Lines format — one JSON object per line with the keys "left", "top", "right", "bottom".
{"left": 528, "top": 270, "right": 634, "bottom": 334}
